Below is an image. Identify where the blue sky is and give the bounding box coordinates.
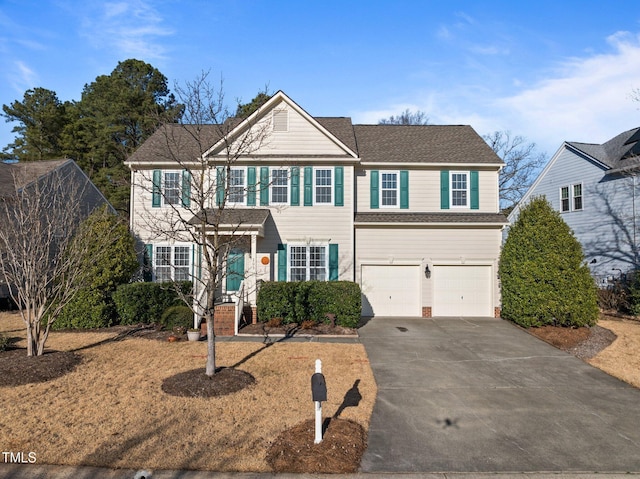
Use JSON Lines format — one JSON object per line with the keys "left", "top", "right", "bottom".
{"left": 1, "top": 0, "right": 639, "bottom": 158}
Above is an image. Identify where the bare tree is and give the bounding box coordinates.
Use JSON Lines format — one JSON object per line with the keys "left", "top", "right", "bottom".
{"left": 378, "top": 109, "right": 430, "bottom": 125}
{"left": 132, "top": 73, "right": 272, "bottom": 377}
{"left": 0, "top": 162, "right": 115, "bottom": 356}
{"left": 484, "top": 130, "right": 547, "bottom": 212}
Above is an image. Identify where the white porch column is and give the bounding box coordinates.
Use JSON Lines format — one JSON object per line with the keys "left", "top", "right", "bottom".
{"left": 249, "top": 233, "right": 258, "bottom": 306}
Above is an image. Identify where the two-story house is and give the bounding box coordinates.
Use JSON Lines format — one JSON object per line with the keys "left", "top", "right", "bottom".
{"left": 126, "top": 91, "right": 506, "bottom": 331}
{"left": 508, "top": 127, "right": 640, "bottom": 286}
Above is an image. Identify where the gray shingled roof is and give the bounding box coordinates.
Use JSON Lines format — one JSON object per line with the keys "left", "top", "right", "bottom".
{"left": 0, "top": 159, "right": 71, "bottom": 198}
{"left": 188, "top": 208, "right": 271, "bottom": 227}
{"left": 355, "top": 212, "right": 507, "bottom": 224}
{"left": 127, "top": 118, "right": 501, "bottom": 166}
{"left": 567, "top": 127, "right": 640, "bottom": 172}
{"left": 352, "top": 124, "right": 503, "bottom": 164}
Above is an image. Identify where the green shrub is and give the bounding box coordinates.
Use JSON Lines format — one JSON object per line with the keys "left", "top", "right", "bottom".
{"left": 257, "top": 281, "right": 361, "bottom": 328}
{"left": 53, "top": 289, "right": 114, "bottom": 329}
{"left": 161, "top": 305, "right": 194, "bottom": 330}
{"left": 113, "top": 281, "right": 192, "bottom": 325}
{"left": 500, "top": 196, "right": 598, "bottom": 328}
{"left": 0, "top": 333, "right": 9, "bottom": 352}
{"left": 55, "top": 206, "right": 139, "bottom": 329}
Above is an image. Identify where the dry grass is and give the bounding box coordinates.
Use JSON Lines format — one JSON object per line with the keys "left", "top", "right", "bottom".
{"left": 0, "top": 312, "right": 376, "bottom": 472}
{"left": 589, "top": 318, "right": 640, "bottom": 388}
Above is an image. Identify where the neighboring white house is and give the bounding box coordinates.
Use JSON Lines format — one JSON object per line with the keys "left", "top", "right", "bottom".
{"left": 125, "top": 91, "right": 506, "bottom": 331}
{"left": 508, "top": 127, "right": 640, "bottom": 286}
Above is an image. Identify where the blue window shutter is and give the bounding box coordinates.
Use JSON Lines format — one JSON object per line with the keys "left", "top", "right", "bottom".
{"left": 260, "top": 167, "right": 269, "bottom": 206}
{"left": 152, "top": 170, "right": 161, "bottom": 207}
{"left": 440, "top": 170, "right": 450, "bottom": 209}
{"left": 290, "top": 167, "right": 300, "bottom": 206}
{"left": 277, "top": 244, "right": 287, "bottom": 281}
{"left": 370, "top": 170, "right": 379, "bottom": 209}
{"left": 144, "top": 244, "right": 153, "bottom": 281}
{"left": 303, "top": 167, "right": 313, "bottom": 206}
{"left": 329, "top": 244, "right": 339, "bottom": 281}
{"left": 334, "top": 166, "right": 344, "bottom": 206}
{"left": 181, "top": 170, "right": 191, "bottom": 207}
{"left": 247, "top": 167, "right": 256, "bottom": 206}
{"left": 400, "top": 170, "right": 409, "bottom": 209}
{"left": 216, "top": 166, "right": 225, "bottom": 206}
{"left": 470, "top": 170, "right": 479, "bottom": 210}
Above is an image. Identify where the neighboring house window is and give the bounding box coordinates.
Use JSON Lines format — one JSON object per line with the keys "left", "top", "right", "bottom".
{"left": 573, "top": 184, "right": 583, "bottom": 211}
{"left": 271, "top": 168, "right": 289, "bottom": 204}
{"left": 155, "top": 245, "right": 191, "bottom": 282}
{"left": 289, "top": 245, "right": 327, "bottom": 281}
{"left": 560, "top": 184, "right": 583, "bottom": 212}
{"left": 381, "top": 172, "right": 398, "bottom": 207}
{"left": 228, "top": 168, "right": 246, "bottom": 204}
{"left": 164, "top": 172, "right": 181, "bottom": 205}
{"left": 315, "top": 168, "right": 332, "bottom": 204}
{"left": 451, "top": 171, "right": 469, "bottom": 207}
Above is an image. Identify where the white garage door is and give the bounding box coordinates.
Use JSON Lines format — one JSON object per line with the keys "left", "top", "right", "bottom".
{"left": 361, "top": 265, "right": 421, "bottom": 317}
{"left": 433, "top": 265, "right": 492, "bottom": 317}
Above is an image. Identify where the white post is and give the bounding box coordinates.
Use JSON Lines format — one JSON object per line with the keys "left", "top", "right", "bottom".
{"left": 314, "top": 359, "right": 322, "bottom": 444}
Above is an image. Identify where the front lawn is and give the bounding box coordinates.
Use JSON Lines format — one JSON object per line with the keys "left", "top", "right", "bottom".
{"left": 0, "top": 312, "right": 376, "bottom": 472}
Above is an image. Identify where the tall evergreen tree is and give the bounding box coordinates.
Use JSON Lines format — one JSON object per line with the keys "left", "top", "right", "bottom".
{"left": 500, "top": 196, "right": 598, "bottom": 327}
{"left": 1, "top": 88, "right": 68, "bottom": 161}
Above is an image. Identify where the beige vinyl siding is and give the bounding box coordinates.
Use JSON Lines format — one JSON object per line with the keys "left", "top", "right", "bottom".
{"left": 355, "top": 226, "right": 501, "bottom": 312}
{"left": 355, "top": 168, "right": 500, "bottom": 213}
{"left": 224, "top": 102, "right": 350, "bottom": 157}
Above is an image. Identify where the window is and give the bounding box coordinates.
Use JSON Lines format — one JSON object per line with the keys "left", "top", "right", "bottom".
{"left": 451, "top": 172, "right": 468, "bottom": 207}
{"left": 228, "top": 168, "right": 245, "bottom": 204}
{"left": 561, "top": 186, "right": 570, "bottom": 212}
{"left": 573, "top": 184, "right": 583, "bottom": 211}
{"left": 289, "top": 245, "right": 327, "bottom": 281}
{"left": 314, "top": 169, "right": 332, "bottom": 204}
{"left": 381, "top": 172, "right": 398, "bottom": 207}
{"left": 560, "top": 183, "right": 583, "bottom": 212}
{"left": 164, "top": 172, "right": 181, "bottom": 205}
{"left": 154, "top": 245, "right": 191, "bottom": 282}
{"left": 271, "top": 169, "right": 289, "bottom": 204}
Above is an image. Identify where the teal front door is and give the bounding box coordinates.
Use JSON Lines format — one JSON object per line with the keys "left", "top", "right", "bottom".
{"left": 226, "top": 249, "right": 245, "bottom": 291}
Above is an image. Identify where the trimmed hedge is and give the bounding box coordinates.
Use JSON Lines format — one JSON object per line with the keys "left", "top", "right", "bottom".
{"left": 257, "top": 281, "right": 361, "bottom": 328}
{"left": 54, "top": 289, "right": 115, "bottom": 329}
{"left": 160, "top": 305, "right": 194, "bottom": 330}
{"left": 113, "top": 282, "right": 192, "bottom": 325}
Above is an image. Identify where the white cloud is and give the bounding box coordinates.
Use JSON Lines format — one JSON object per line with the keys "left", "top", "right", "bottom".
{"left": 79, "top": 0, "right": 173, "bottom": 60}
{"left": 494, "top": 31, "right": 640, "bottom": 151}
{"left": 7, "top": 60, "right": 38, "bottom": 94}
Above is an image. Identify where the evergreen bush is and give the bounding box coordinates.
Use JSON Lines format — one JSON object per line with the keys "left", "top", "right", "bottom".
{"left": 113, "top": 281, "right": 192, "bottom": 325}
{"left": 500, "top": 196, "right": 598, "bottom": 327}
{"left": 160, "top": 305, "right": 194, "bottom": 330}
{"left": 53, "top": 207, "right": 139, "bottom": 329}
{"left": 257, "top": 281, "right": 361, "bottom": 328}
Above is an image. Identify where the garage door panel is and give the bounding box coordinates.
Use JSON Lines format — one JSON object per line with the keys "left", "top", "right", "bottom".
{"left": 361, "top": 265, "right": 421, "bottom": 317}
{"left": 433, "top": 266, "right": 492, "bottom": 317}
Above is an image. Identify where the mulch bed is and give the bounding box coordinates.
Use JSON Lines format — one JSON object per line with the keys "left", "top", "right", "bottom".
{"left": 239, "top": 322, "right": 357, "bottom": 336}
{"left": 161, "top": 367, "right": 256, "bottom": 397}
{"left": 527, "top": 324, "right": 617, "bottom": 360}
{"left": 0, "top": 349, "right": 82, "bottom": 387}
{"left": 265, "top": 417, "right": 367, "bottom": 473}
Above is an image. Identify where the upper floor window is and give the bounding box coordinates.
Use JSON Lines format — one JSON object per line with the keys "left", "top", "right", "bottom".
{"left": 560, "top": 183, "right": 583, "bottom": 212}
{"left": 381, "top": 172, "right": 398, "bottom": 207}
{"left": 451, "top": 171, "right": 469, "bottom": 207}
{"left": 155, "top": 244, "right": 191, "bottom": 282}
{"left": 271, "top": 169, "right": 289, "bottom": 204}
{"left": 163, "top": 172, "right": 181, "bottom": 205}
{"left": 228, "top": 168, "right": 246, "bottom": 204}
{"left": 315, "top": 168, "right": 332, "bottom": 204}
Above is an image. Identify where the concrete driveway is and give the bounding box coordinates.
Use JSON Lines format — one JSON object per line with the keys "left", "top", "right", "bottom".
{"left": 358, "top": 317, "right": 640, "bottom": 473}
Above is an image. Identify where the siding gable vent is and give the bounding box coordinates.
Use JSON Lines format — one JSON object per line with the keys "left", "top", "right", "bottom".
{"left": 273, "top": 110, "right": 288, "bottom": 132}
